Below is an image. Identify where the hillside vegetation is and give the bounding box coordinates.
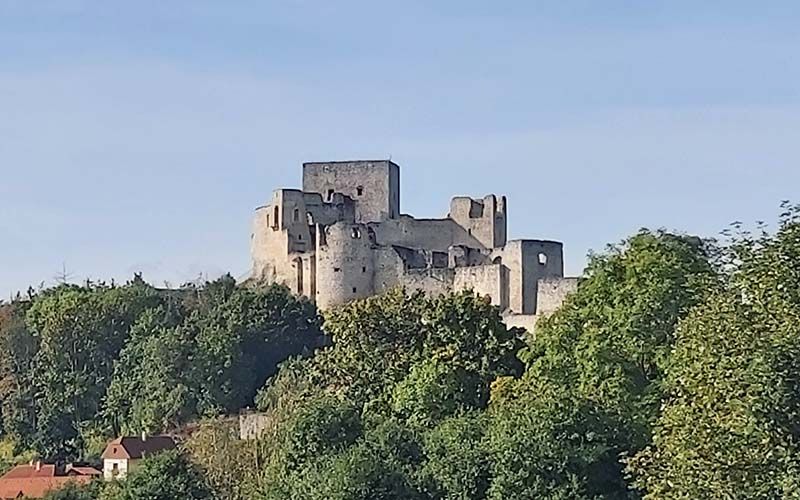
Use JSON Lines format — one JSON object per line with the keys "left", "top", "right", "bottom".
{"left": 3, "top": 206, "right": 800, "bottom": 499}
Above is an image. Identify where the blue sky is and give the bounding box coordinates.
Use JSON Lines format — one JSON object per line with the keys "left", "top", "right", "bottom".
{"left": 1, "top": 1, "right": 799, "bottom": 297}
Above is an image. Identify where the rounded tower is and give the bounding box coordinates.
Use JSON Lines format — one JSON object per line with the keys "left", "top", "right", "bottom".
{"left": 315, "top": 222, "right": 375, "bottom": 308}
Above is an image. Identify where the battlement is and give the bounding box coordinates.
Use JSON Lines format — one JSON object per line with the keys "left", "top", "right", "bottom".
{"left": 249, "top": 159, "right": 575, "bottom": 331}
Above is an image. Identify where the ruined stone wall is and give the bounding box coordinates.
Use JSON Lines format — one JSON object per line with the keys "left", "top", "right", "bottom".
{"left": 315, "top": 222, "right": 376, "bottom": 308}
{"left": 449, "top": 195, "right": 507, "bottom": 249}
{"left": 397, "top": 268, "right": 455, "bottom": 297}
{"left": 518, "top": 240, "right": 564, "bottom": 315}
{"left": 370, "top": 217, "right": 485, "bottom": 252}
{"left": 302, "top": 192, "right": 355, "bottom": 226}
{"left": 503, "top": 314, "right": 539, "bottom": 333}
{"left": 493, "top": 240, "right": 564, "bottom": 315}
{"left": 372, "top": 246, "right": 406, "bottom": 295}
{"left": 251, "top": 205, "right": 291, "bottom": 284}
{"left": 536, "top": 277, "right": 579, "bottom": 316}
{"left": 454, "top": 263, "right": 508, "bottom": 308}
{"left": 274, "top": 190, "right": 314, "bottom": 255}
{"left": 302, "top": 161, "right": 400, "bottom": 223}
{"left": 239, "top": 413, "right": 269, "bottom": 440}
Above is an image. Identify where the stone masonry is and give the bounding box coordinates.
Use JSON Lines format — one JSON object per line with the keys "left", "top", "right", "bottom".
{"left": 249, "top": 160, "right": 578, "bottom": 329}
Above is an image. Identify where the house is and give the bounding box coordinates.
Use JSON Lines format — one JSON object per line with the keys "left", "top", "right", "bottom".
{"left": 101, "top": 434, "right": 176, "bottom": 481}
{"left": 0, "top": 461, "right": 100, "bottom": 499}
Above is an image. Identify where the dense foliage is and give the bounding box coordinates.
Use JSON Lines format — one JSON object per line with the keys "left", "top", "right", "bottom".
{"left": 5, "top": 207, "right": 800, "bottom": 499}
{"left": 0, "top": 275, "right": 323, "bottom": 464}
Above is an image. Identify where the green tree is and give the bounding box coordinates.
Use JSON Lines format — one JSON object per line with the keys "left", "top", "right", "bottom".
{"left": 184, "top": 418, "right": 261, "bottom": 500}
{"left": 486, "top": 380, "right": 624, "bottom": 500}
{"left": 0, "top": 302, "right": 37, "bottom": 448}
{"left": 524, "top": 230, "right": 717, "bottom": 450}
{"left": 102, "top": 311, "right": 196, "bottom": 435}
{"left": 418, "top": 412, "right": 489, "bottom": 500}
{"left": 257, "top": 289, "right": 523, "bottom": 499}
{"left": 103, "top": 281, "right": 322, "bottom": 435}
{"left": 481, "top": 230, "right": 716, "bottom": 498}
{"left": 110, "top": 449, "right": 212, "bottom": 500}
{"left": 43, "top": 482, "right": 101, "bottom": 500}
{"left": 629, "top": 208, "right": 800, "bottom": 499}
{"left": 25, "top": 281, "right": 164, "bottom": 460}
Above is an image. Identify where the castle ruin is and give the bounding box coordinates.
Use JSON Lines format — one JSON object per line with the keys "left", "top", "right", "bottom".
{"left": 250, "top": 160, "right": 577, "bottom": 329}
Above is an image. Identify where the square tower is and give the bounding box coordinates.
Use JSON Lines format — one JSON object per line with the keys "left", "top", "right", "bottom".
{"left": 302, "top": 160, "right": 400, "bottom": 224}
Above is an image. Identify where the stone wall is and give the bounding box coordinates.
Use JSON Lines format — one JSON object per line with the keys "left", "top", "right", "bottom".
{"left": 370, "top": 216, "right": 484, "bottom": 252}
{"left": 536, "top": 277, "right": 579, "bottom": 316}
{"left": 398, "top": 268, "right": 455, "bottom": 297}
{"left": 449, "top": 195, "right": 507, "bottom": 249}
{"left": 303, "top": 160, "right": 400, "bottom": 223}
{"left": 454, "top": 263, "right": 508, "bottom": 309}
{"left": 239, "top": 412, "right": 269, "bottom": 440}
{"left": 315, "top": 222, "right": 376, "bottom": 308}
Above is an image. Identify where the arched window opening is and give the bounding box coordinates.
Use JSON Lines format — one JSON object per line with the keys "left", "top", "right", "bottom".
{"left": 293, "top": 208, "right": 300, "bottom": 222}
{"left": 538, "top": 253, "right": 548, "bottom": 266}
{"left": 272, "top": 206, "right": 279, "bottom": 229}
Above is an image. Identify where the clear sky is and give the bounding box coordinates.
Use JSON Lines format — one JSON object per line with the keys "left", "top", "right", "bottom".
{"left": 1, "top": 1, "right": 799, "bottom": 298}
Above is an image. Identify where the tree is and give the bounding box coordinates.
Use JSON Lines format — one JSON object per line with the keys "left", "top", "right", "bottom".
{"left": 0, "top": 302, "right": 37, "bottom": 448}
{"left": 110, "top": 449, "right": 212, "bottom": 500}
{"left": 102, "top": 311, "right": 197, "bottom": 435}
{"left": 418, "top": 412, "right": 489, "bottom": 500}
{"left": 523, "top": 230, "right": 717, "bottom": 451}
{"left": 44, "top": 482, "right": 101, "bottom": 500}
{"left": 24, "top": 281, "right": 164, "bottom": 460}
{"left": 485, "top": 380, "right": 625, "bottom": 500}
{"left": 184, "top": 418, "right": 261, "bottom": 500}
{"left": 628, "top": 208, "right": 800, "bottom": 499}
{"left": 103, "top": 281, "right": 323, "bottom": 435}
{"left": 256, "top": 289, "right": 524, "bottom": 499}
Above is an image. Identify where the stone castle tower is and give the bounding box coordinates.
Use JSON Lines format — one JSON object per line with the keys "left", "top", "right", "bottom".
{"left": 250, "top": 160, "right": 577, "bottom": 329}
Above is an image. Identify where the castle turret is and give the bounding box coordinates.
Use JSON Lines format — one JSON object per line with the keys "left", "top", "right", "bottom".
{"left": 315, "top": 222, "right": 376, "bottom": 309}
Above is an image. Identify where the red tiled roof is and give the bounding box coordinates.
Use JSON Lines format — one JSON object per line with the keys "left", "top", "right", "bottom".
{"left": 1, "top": 465, "right": 56, "bottom": 479}
{"left": 0, "top": 475, "right": 94, "bottom": 499}
{"left": 101, "top": 436, "right": 176, "bottom": 460}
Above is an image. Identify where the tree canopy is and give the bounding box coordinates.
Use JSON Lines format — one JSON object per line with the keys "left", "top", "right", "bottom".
{"left": 5, "top": 207, "right": 800, "bottom": 499}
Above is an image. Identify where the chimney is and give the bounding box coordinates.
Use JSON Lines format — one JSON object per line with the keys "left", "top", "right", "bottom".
{"left": 141, "top": 431, "right": 147, "bottom": 442}
{"left": 35, "top": 460, "right": 41, "bottom": 472}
